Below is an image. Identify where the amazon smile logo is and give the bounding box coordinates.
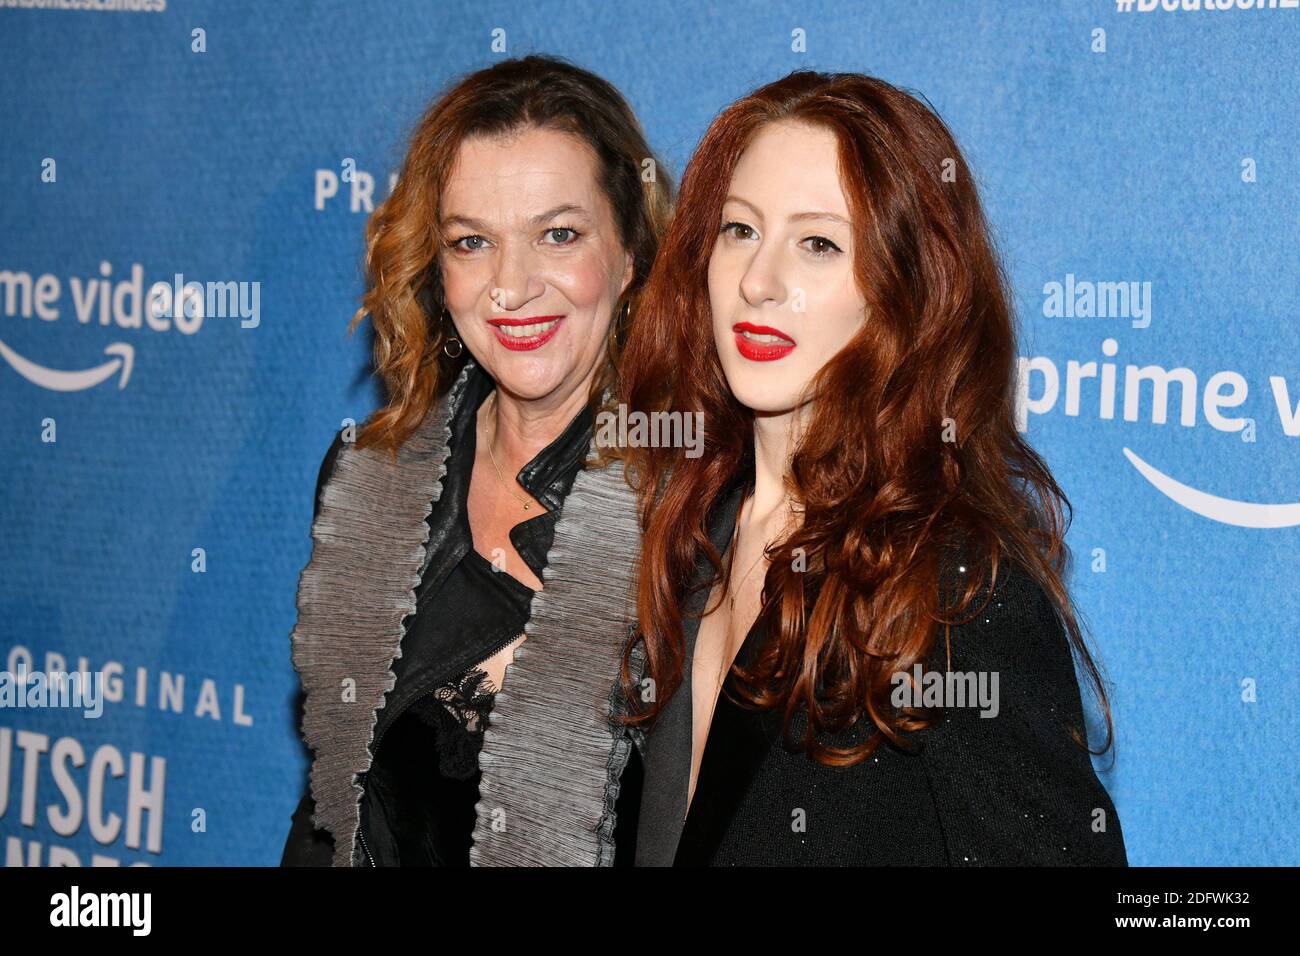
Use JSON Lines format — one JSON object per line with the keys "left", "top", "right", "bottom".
{"left": 1018, "top": 337, "right": 1300, "bottom": 529}
{"left": 0, "top": 338, "right": 133, "bottom": 391}
{"left": 1, "top": 261, "right": 259, "bottom": 392}
{"left": 1121, "top": 447, "right": 1300, "bottom": 529}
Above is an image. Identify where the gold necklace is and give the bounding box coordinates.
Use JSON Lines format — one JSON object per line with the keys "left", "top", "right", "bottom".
{"left": 482, "top": 392, "right": 532, "bottom": 511}
{"left": 712, "top": 527, "right": 773, "bottom": 703}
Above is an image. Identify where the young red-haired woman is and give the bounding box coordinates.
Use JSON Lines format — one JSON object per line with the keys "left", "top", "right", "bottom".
{"left": 617, "top": 71, "right": 1126, "bottom": 866}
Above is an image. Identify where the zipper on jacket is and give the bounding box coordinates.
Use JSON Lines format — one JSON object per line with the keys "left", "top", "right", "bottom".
{"left": 357, "top": 816, "right": 376, "bottom": 867}
{"left": 355, "top": 630, "right": 522, "bottom": 867}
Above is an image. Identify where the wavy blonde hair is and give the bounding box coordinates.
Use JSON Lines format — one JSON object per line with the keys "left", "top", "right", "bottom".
{"left": 349, "top": 55, "right": 674, "bottom": 457}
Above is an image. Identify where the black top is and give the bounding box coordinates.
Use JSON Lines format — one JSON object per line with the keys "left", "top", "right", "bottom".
{"left": 634, "top": 472, "right": 1128, "bottom": 866}
{"left": 357, "top": 363, "right": 635, "bottom": 866}
{"left": 280, "top": 361, "right": 644, "bottom": 866}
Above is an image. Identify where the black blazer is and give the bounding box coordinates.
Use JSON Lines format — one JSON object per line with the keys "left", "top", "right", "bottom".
{"left": 633, "top": 478, "right": 1128, "bottom": 866}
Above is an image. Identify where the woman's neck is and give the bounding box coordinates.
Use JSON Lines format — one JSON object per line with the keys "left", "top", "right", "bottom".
{"left": 745, "top": 403, "right": 808, "bottom": 537}
{"left": 481, "top": 373, "right": 593, "bottom": 467}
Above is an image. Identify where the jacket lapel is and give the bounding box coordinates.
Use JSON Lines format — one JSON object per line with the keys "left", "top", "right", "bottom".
{"left": 669, "top": 473, "right": 785, "bottom": 865}
{"left": 673, "top": 606, "right": 783, "bottom": 865}
{"left": 629, "top": 548, "right": 713, "bottom": 864}
{"left": 468, "top": 447, "right": 644, "bottom": 866}
{"left": 290, "top": 363, "right": 473, "bottom": 867}
{"left": 633, "top": 474, "right": 777, "bottom": 865}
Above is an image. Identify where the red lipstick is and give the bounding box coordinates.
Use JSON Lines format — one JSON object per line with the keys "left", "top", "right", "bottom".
{"left": 732, "top": 322, "right": 796, "bottom": 361}
{"left": 487, "top": 314, "right": 566, "bottom": 351}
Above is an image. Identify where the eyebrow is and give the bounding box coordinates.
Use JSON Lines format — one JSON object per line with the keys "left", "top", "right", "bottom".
{"left": 441, "top": 203, "right": 592, "bottom": 231}
{"left": 723, "top": 195, "right": 850, "bottom": 227}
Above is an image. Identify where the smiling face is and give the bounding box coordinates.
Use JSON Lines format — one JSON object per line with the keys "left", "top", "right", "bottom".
{"left": 708, "top": 119, "right": 868, "bottom": 415}
{"left": 437, "top": 125, "right": 634, "bottom": 404}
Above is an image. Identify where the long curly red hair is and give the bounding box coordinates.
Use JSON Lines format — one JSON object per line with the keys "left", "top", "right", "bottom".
{"left": 618, "top": 70, "right": 1114, "bottom": 766}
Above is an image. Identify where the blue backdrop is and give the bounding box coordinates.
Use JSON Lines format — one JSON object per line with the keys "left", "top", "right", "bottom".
{"left": 1, "top": 0, "right": 1296, "bottom": 866}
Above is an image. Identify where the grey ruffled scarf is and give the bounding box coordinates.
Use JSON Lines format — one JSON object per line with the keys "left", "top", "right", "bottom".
{"left": 290, "top": 362, "right": 644, "bottom": 866}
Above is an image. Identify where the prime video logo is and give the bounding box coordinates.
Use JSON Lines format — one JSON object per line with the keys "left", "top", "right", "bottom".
{"left": 0, "top": 263, "right": 259, "bottom": 393}
{"left": 0, "top": 668, "right": 104, "bottom": 718}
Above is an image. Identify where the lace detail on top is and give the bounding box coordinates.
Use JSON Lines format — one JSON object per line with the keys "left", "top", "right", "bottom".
{"left": 407, "top": 666, "right": 498, "bottom": 781}
{"left": 435, "top": 667, "right": 497, "bottom": 732}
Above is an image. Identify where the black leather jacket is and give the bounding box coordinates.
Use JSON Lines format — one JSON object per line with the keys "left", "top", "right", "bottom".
{"left": 280, "top": 364, "right": 642, "bottom": 865}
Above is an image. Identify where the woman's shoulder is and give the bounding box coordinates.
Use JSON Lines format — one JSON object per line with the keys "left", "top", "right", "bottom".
{"left": 931, "top": 547, "right": 1075, "bottom": 679}
{"left": 312, "top": 429, "right": 348, "bottom": 522}
{"left": 920, "top": 546, "right": 1097, "bottom": 749}
{"left": 308, "top": 361, "right": 483, "bottom": 519}
{"left": 914, "top": 550, "right": 1126, "bottom": 865}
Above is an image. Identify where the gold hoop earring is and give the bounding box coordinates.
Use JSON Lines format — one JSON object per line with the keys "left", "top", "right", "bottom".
{"left": 441, "top": 307, "right": 463, "bottom": 358}
{"left": 608, "top": 299, "right": 631, "bottom": 352}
